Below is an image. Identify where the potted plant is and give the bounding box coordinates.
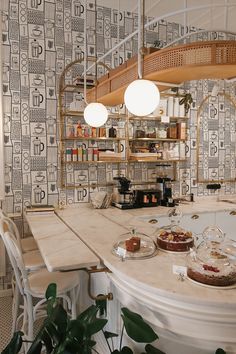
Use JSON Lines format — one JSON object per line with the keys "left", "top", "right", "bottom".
{"left": 171, "top": 87, "right": 193, "bottom": 114}
{"left": 2, "top": 284, "right": 164, "bottom": 354}
{"left": 1, "top": 284, "right": 227, "bottom": 354}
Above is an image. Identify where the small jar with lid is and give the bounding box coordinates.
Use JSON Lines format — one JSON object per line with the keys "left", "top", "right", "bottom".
{"left": 157, "top": 125, "right": 167, "bottom": 139}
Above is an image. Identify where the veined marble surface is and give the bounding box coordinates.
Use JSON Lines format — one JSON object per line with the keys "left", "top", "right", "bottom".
{"left": 25, "top": 211, "right": 100, "bottom": 272}
{"left": 56, "top": 198, "right": 236, "bottom": 306}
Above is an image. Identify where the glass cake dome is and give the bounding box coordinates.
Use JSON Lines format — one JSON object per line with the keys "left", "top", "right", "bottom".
{"left": 186, "top": 225, "right": 236, "bottom": 287}
{"left": 112, "top": 228, "right": 157, "bottom": 260}
{"left": 155, "top": 208, "right": 194, "bottom": 253}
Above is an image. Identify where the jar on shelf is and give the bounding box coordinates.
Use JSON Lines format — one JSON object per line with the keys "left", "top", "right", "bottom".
{"left": 157, "top": 125, "right": 167, "bottom": 139}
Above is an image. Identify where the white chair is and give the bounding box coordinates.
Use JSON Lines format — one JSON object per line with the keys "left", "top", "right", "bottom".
{"left": 2, "top": 230, "right": 80, "bottom": 346}
{"left": 0, "top": 217, "right": 45, "bottom": 271}
{"left": 0, "top": 217, "right": 46, "bottom": 337}
{"left": 0, "top": 209, "right": 38, "bottom": 252}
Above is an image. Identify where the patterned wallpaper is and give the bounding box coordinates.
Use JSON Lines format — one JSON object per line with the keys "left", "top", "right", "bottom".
{"left": 1, "top": 0, "right": 236, "bottom": 217}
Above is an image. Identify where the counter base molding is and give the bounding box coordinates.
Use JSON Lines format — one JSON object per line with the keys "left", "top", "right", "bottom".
{"left": 108, "top": 274, "right": 236, "bottom": 354}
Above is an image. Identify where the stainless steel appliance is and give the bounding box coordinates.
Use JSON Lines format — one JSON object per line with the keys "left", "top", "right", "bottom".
{"left": 156, "top": 177, "right": 175, "bottom": 207}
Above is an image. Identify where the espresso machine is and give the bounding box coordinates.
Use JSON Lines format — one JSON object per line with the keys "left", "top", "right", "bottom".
{"left": 112, "top": 177, "right": 135, "bottom": 209}
{"left": 156, "top": 177, "right": 175, "bottom": 207}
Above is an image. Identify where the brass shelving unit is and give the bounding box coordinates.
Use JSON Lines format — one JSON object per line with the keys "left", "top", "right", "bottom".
{"left": 58, "top": 58, "right": 126, "bottom": 190}
{"left": 59, "top": 59, "right": 189, "bottom": 189}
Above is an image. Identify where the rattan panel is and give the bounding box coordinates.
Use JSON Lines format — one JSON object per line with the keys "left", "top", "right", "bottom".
{"left": 111, "top": 65, "right": 138, "bottom": 91}
{"left": 87, "top": 41, "right": 236, "bottom": 106}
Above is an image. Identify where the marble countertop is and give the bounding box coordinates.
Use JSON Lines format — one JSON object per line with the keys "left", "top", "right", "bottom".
{"left": 25, "top": 211, "right": 100, "bottom": 272}
{"left": 56, "top": 198, "right": 236, "bottom": 306}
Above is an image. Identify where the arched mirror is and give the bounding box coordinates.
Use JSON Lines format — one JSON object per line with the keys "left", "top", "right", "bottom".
{"left": 196, "top": 92, "right": 236, "bottom": 183}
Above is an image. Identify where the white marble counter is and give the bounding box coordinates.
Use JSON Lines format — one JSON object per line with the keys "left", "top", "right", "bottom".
{"left": 26, "top": 200, "right": 236, "bottom": 353}
{"left": 56, "top": 200, "right": 236, "bottom": 305}
{"left": 25, "top": 211, "right": 100, "bottom": 271}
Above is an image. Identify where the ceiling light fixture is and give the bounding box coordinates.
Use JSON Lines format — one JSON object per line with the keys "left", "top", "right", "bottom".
{"left": 83, "top": 0, "right": 108, "bottom": 127}
{"left": 124, "top": 0, "right": 160, "bottom": 116}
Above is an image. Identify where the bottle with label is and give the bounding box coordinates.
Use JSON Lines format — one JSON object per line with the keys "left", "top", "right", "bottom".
{"left": 72, "top": 148, "right": 78, "bottom": 161}
{"left": 109, "top": 126, "right": 117, "bottom": 138}
{"left": 77, "top": 121, "right": 83, "bottom": 137}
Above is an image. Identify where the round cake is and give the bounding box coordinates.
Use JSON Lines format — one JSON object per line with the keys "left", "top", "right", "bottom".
{"left": 187, "top": 251, "right": 236, "bottom": 287}
{"left": 156, "top": 228, "right": 194, "bottom": 252}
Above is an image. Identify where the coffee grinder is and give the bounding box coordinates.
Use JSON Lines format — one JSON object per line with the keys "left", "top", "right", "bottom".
{"left": 156, "top": 177, "right": 175, "bottom": 207}
{"left": 112, "top": 177, "right": 134, "bottom": 209}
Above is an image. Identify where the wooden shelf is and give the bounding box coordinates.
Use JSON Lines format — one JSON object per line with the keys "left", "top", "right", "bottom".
{"left": 129, "top": 138, "right": 186, "bottom": 142}
{"left": 62, "top": 111, "right": 126, "bottom": 119}
{"left": 65, "top": 160, "right": 126, "bottom": 164}
{"left": 87, "top": 40, "right": 236, "bottom": 106}
{"left": 128, "top": 115, "right": 188, "bottom": 121}
{"left": 128, "top": 158, "right": 187, "bottom": 163}
{"left": 62, "top": 137, "right": 123, "bottom": 141}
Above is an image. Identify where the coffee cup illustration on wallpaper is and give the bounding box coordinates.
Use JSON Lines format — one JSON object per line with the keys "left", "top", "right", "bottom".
{"left": 33, "top": 137, "right": 44, "bottom": 155}
{"left": 77, "top": 188, "right": 87, "bottom": 201}
{"left": 33, "top": 75, "right": 43, "bottom": 86}
{"left": 31, "top": 39, "right": 43, "bottom": 58}
{"left": 35, "top": 172, "right": 45, "bottom": 183}
{"left": 74, "top": 0, "right": 84, "bottom": 16}
{"left": 34, "top": 185, "right": 45, "bottom": 204}
{"left": 32, "top": 26, "right": 42, "bottom": 37}
{"left": 34, "top": 123, "right": 44, "bottom": 135}
{"left": 32, "top": 88, "right": 43, "bottom": 107}
{"left": 31, "top": 0, "right": 42, "bottom": 9}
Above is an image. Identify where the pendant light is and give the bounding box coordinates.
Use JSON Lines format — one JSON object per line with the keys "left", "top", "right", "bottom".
{"left": 84, "top": 102, "right": 108, "bottom": 127}
{"left": 124, "top": 0, "right": 160, "bottom": 116}
{"left": 83, "top": 0, "right": 108, "bottom": 127}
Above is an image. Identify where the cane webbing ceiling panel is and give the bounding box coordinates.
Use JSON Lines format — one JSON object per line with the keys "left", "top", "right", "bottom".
{"left": 87, "top": 40, "right": 236, "bottom": 106}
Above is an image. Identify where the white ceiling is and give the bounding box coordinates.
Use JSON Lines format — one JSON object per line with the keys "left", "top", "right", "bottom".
{"left": 98, "top": 0, "right": 236, "bottom": 33}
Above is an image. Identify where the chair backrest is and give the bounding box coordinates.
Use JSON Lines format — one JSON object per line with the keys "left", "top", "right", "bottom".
{"left": 2, "top": 230, "right": 29, "bottom": 295}
{"left": 0, "top": 216, "right": 23, "bottom": 252}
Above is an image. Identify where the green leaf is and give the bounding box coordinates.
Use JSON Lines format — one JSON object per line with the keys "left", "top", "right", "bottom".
{"left": 121, "top": 346, "right": 134, "bottom": 354}
{"left": 27, "top": 340, "right": 43, "bottom": 354}
{"left": 77, "top": 305, "right": 99, "bottom": 323}
{"left": 104, "top": 330, "right": 119, "bottom": 339}
{"left": 1, "top": 331, "right": 23, "bottom": 354}
{"left": 215, "top": 349, "right": 226, "bottom": 354}
{"left": 87, "top": 318, "right": 108, "bottom": 336}
{"left": 121, "top": 308, "right": 158, "bottom": 343}
{"left": 66, "top": 319, "right": 84, "bottom": 342}
{"left": 95, "top": 294, "right": 107, "bottom": 316}
{"left": 145, "top": 344, "right": 166, "bottom": 354}
{"left": 45, "top": 283, "right": 57, "bottom": 300}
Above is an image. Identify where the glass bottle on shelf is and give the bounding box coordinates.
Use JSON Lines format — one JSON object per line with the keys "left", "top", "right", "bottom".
{"left": 109, "top": 126, "right": 117, "bottom": 138}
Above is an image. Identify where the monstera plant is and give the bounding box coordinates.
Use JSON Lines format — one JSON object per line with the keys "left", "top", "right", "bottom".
{"left": 2, "top": 283, "right": 164, "bottom": 354}
{"left": 1, "top": 284, "right": 227, "bottom": 354}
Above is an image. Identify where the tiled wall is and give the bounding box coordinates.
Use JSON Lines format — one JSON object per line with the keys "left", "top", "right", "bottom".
{"left": 1, "top": 0, "right": 236, "bottom": 288}
{"left": 2, "top": 0, "right": 236, "bottom": 216}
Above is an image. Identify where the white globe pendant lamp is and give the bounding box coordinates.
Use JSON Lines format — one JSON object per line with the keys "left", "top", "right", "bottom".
{"left": 84, "top": 102, "right": 108, "bottom": 127}
{"left": 124, "top": 0, "right": 160, "bottom": 116}
{"left": 124, "top": 79, "right": 160, "bottom": 117}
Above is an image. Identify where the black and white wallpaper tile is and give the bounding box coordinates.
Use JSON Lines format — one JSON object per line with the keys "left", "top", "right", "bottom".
{"left": 1, "top": 0, "right": 236, "bottom": 214}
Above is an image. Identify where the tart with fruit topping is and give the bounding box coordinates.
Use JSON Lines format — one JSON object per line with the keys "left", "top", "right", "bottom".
{"left": 156, "top": 228, "right": 194, "bottom": 252}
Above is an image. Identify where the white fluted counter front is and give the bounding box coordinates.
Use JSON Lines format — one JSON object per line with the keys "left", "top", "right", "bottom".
{"left": 54, "top": 200, "right": 236, "bottom": 354}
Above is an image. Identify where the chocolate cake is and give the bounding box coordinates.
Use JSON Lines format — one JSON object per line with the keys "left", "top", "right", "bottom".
{"left": 125, "top": 236, "right": 141, "bottom": 252}
{"left": 156, "top": 229, "right": 194, "bottom": 252}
